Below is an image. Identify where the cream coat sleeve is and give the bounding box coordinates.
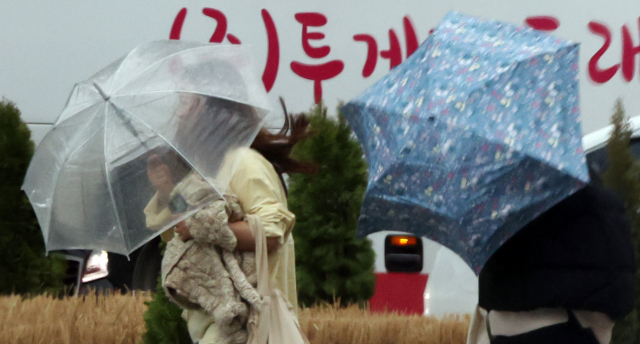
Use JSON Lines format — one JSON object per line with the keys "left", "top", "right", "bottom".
{"left": 143, "top": 193, "right": 175, "bottom": 243}
{"left": 228, "top": 149, "right": 295, "bottom": 245}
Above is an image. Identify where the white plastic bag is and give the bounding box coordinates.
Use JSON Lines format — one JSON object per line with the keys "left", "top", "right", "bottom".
{"left": 246, "top": 214, "right": 309, "bottom": 344}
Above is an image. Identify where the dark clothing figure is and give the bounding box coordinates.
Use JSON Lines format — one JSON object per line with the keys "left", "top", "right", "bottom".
{"left": 478, "top": 182, "right": 635, "bottom": 343}
{"left": 490, "top": 311, "right": 600, "bottom": 344}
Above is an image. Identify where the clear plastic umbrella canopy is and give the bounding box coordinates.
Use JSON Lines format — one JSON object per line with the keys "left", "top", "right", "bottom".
{"left": 22, "top": 41, "right": 270, "bottom": 255}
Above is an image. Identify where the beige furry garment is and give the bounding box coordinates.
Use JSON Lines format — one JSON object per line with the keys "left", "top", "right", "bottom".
{"left": 161, "top": 173, "right": 261, "bottom": 344}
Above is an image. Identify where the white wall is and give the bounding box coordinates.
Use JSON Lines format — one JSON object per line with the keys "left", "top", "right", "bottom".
{"left": 2, "top": 1, "right": 639, "bottom": 145}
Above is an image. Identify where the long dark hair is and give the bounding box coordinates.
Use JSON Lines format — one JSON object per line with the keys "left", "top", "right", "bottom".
{"left": 250, "top": 98, "right": 318, "bottom": 177}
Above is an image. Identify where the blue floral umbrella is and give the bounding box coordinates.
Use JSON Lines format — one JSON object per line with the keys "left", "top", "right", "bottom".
{"left": 342, "top": 11, "right": 589, "bottom": 274}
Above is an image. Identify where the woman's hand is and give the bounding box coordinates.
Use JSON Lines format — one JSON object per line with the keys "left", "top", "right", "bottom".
{"left": 174, "top": 220, "right": 192, "bottom": 241}
{"left": 147, "top": 154, "right": 174, "bottom": 207}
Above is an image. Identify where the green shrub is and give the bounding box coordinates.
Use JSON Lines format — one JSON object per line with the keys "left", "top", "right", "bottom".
{"left": 289, "top": 104, "right": 376, "bottom": 307}
{"left": 141, "top": 274, "right": 192, "bottom": 344}
{"left": 0, "top": 99, "right": 65, "bottom": 296}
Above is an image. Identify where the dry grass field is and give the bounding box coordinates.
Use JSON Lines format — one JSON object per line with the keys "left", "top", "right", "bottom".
{"left": 0, "top": 293, "right": 150, "bottom": 344}
{"left": 0, "top": 293, "right": 470, "bottom": 344}
{"left": 299, "top": 304, "right": 470, "bottom": 344}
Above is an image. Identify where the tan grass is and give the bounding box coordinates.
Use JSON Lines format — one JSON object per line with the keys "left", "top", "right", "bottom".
{"left": 0, "top": 292, "right": 152, "bottom": 344}
{"left": 0, "top": 293, "right": 469, "bottom": 344}
{"left": 299, "top": 304, "right": 470, "bottom": 344}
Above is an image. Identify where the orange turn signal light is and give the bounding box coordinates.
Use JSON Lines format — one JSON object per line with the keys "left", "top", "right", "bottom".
{"left": 390, "top": 236, "right": 417, "bottom": 246}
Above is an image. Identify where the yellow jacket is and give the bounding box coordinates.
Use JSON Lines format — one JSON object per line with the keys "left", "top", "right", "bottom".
{"left": 144, "top": 148, "right": 298, "bottom": 342}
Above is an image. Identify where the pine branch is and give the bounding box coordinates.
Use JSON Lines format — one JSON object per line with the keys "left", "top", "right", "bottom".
{"left": 603, "top": 99, "right": 640, "bottom": 344}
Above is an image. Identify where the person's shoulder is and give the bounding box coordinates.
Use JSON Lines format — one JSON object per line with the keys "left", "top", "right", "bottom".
{"left": 241, "top": 147, "right": 266, "bottom": 160}
{"left": 233, "top": 148, "right": 276, "bottom": 178}
{"left": 572, "top": 183, "right": 625, "bottom": 215}
{"left": 229, "top": 147, "right": 283, "bottom": 195}
{"left": 236, "top": 148, "right": 270, "bottom": 166}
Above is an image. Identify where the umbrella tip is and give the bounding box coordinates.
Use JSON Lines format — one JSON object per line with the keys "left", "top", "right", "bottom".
{"left": 93, "top": 82, "right": 110, "bottom": 101}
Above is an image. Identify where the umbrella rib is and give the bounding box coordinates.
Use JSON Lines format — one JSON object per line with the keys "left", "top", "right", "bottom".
{"left": 110, "top": 44, "right": 144, "bottom": 96}
{"left": 102, "top": 103, "right": 129, "bottom": 256}
{"left": 119, "top": 53, "right": 170, "bottom": 99}
{"left": 113, "top": 90, "right": 271, "bottom": 113}
{"left": 57, "top": 105, "right": 106, "bottom": 160}
{"left": 53, "top": 83, "right": 101, "bottom": 125}
{"left": 51, "top": 105, "right": 104, "bottom": 132}
{"left": 44, "top": 103, "right": 105, "bottom": 251}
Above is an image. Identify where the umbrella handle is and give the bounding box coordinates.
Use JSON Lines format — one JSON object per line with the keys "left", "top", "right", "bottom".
{"left": 93, "top": 82, "right": 110, "bottom": 101}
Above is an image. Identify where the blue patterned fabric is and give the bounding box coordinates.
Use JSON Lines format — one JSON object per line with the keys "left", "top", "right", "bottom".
{"left": 342, "top": 11, "right": 589, "bottom": 274}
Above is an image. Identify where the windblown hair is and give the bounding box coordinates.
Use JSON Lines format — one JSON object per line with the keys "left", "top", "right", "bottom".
{"left": 250, "top": 98, "right": 318, "bottom": 176}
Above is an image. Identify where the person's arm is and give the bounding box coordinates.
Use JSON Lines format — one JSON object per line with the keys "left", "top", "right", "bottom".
{"left": 228, "top": 221, "right": 280, "bottom": 252}
{"left": 228, "top": 150, "right": 295, "bottom": 253}
{"left": 172, "top": 213, "right": 280, "bottom": 250}
{"left": 147, "top": 154, "right": 174, "bottom": 208}
{"left": 145, "top": 154, "right": 178, "bottom": 242}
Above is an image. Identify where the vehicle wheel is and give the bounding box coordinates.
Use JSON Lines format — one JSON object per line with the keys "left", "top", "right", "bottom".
{"left": 131, "top": 237, "right": 162, "bottom": 291}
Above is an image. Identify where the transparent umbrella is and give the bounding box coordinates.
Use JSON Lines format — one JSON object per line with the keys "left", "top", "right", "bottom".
{"left": 22, "top": 41, "right": 270, "bottom": 256}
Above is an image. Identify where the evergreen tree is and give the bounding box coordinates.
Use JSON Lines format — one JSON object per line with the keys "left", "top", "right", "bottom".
{"left": 602, "top": 100, "right": 640, "bottom": 344}
{"left": 141, "top": 274, "right": 192, "bottom": 344}
{"left": 288, "top": 103, "right": 376, "bottom": 307}
{"left": 0, "top": 99, "right": 66, "bottom": 295}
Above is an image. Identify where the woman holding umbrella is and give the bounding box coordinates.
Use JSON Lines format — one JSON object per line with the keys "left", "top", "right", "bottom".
{"left": 21, "top": 41, "right": 314, "bottom": 344}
